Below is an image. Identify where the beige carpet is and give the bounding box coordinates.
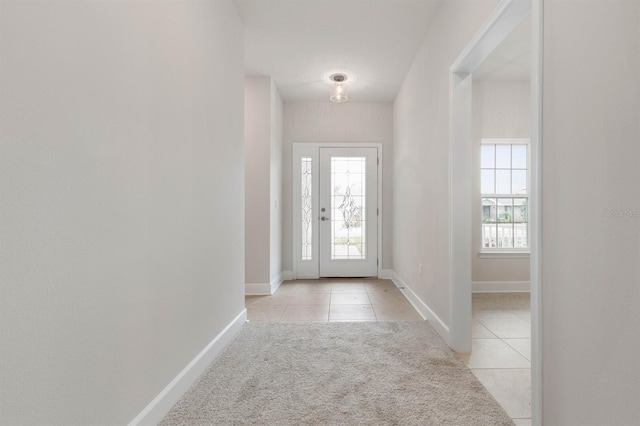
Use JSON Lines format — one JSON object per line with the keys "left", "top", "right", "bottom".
{"left": 161, "top": 322, "right": 514, "bottom": 425}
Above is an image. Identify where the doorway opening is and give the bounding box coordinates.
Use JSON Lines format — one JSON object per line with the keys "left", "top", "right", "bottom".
{"left": 449, "top": 0, "right": 542, "bottom": 423}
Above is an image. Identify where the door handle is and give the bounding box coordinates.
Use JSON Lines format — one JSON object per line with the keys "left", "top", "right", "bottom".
{"left": 320, "top": 216, "right": 330, "bottom": 221}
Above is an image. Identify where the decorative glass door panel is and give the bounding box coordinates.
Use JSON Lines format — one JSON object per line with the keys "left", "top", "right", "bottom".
{"left": 319, "top": 147, "right": 377, "bottom": 277}
{"left": 301, "top": 157, "right": 313, "bottom": 261}
{"left": 330, "top": 157, "right": 366, "bottom": 260}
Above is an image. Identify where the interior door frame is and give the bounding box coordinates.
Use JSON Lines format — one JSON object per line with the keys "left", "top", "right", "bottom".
{"left": 292, "top": 142, "right": 383, "bottom": 279}
{"left": 449, "top": 0, "right": 541, "bottom": 423}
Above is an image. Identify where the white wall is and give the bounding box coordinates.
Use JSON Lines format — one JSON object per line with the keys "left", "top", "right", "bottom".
{"left": 471, "top": 80, "right": 530, "bottom": 283}
{"left": 282, "top": 102, "right": 394, "bottom": 273}
{"left": 542, "top": 0, "right": 640, "bottom": 424}
{"left": 270, "top": 81, "right": 283, "bottom": 284}
{"left": 244, "top": 77, "right": 283, "bottom": 288}
{"left": 0, "top": 1, "right": 245, "bottom": 424}
{"left": 245, "top": 77, "right": 272, "bottom": 285}
{"left": 393, "top": 0, "right": 500, "bottom": 327}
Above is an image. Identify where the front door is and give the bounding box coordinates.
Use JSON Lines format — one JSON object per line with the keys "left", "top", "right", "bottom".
{"left": 319, "top": 147, "right": 378, "bottom": 277}
{"left": 294, "top": 145, "right": 379, "bottom": 278}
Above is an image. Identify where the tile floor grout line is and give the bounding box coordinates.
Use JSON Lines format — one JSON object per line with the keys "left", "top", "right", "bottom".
{"left": 469, "top": 367, "right": 532, "bottom": 371}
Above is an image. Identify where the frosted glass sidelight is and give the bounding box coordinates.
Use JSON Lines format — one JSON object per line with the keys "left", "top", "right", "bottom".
{"left": 301, "top": 157, "right": 313, "bottom": 260}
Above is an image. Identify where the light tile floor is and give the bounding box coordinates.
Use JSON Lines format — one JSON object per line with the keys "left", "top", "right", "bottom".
{"left": 459, "top": 293, "right": 532, "bottom": 424}
{"left": 246, "top": 282, "right": 531, "bottom": 424}
{"left": 245, "top": 278, "right": 423, "bottom": 323}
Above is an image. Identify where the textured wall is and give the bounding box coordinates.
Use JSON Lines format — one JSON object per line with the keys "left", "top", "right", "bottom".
{"left": 0, "top": 1, "right": 245, "bottom": 424}
{"left": 282, "top": 102, "right": 394, "bottom": 273}
{"left": 542, "top": 0, "right": 640, "bottom": 423}
{"left": 471, "top": 80, "right": 531, "bottom": 282}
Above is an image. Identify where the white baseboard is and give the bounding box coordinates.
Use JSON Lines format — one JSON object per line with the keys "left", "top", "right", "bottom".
{"left": 282, "top": 270, "right": 294, "bottom": 281}
{"left": 390, "top": 271, "right": 450, "bottom": 343}
{"left": 246, "top": 274, "right": 284, "bottom": 296}
{"left": 245, "top": 283, "right": 271, "bottom": 295}
{"left": 270, "top": 273, "right": 283, "bottom": 294}
{"left": 379, "top": 269, "right": 393, "bottom": 279}
{"left": 472, "top": 281, "right": 530, "bottom": 293}
{"left": 128, "top": 309, "right": 247, "bottom": 426}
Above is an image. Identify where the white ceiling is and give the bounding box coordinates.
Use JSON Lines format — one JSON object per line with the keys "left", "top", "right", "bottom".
{"left": 234, "top": 0, "right": 443, "bottom": 102}
{"left": 473, "top": 14, "right": 532, "bottom": 81}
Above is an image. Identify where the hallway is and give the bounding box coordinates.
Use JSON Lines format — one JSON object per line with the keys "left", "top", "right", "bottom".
{"left": 246, "top": 280, "right": 531, "bottom": 424}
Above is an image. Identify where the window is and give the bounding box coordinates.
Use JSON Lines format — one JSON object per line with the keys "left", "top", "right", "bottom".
{"left": 301, "top": 157, "right": 313, "bottom": 260}
{"left": 481, "top": 139, "right": 529, "bottom": 252}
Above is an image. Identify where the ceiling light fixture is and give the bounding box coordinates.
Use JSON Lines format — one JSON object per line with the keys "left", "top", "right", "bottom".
{"left": 329, "top": 73, "right": 348, "bottom": 103}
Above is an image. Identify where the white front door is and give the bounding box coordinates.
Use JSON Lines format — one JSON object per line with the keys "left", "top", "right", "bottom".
{"left": 293, "top": 145, "right": 379, "bottom": 278}
{"left": 319, "top": 147, "right": 378, "bottom": 277}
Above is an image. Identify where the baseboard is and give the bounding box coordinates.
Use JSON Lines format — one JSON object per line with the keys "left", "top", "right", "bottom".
{"left": 270, "top": 273, "right": 283, "bottom": 294}
{"left": 472, "top": 281, "right": 530, "bottom": 293}
{"left": 245, "top": 283, "right": 271, "bottom": 295}
{"left": 246, "top": 275, "right": 284, "bottom": 296}
{"left": 390, "top": 271, "right": 450, "bottom": 343}
{"left": 282, "top": 270, "right": 294, "bottom": 281}
{"left": 129, "top": 309, "right": 247, "bottom": 426}
{"left": 379, "top": 269, "right": 393, "bottom": 279}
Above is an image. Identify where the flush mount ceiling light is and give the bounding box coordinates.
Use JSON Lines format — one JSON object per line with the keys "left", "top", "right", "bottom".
{"left": 329, "top": 73, "right": 349, "bottom": 103}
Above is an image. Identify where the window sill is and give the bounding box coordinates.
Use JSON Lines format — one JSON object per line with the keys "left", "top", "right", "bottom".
{"left": 478, "top": 251, "right": 530, "bottom": 259}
